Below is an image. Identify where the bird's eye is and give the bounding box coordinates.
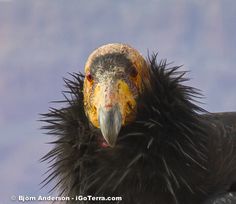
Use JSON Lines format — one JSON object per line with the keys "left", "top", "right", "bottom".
{"left": 86, "top": 72, "right": 93, "bottom": 82}
{"left": 130, "top": 67, "right": 138, "bottom": 78}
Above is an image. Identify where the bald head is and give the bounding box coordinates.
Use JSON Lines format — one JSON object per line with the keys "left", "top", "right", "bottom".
{"left": 83, "top": 43, "right": 150, "bottom": 147}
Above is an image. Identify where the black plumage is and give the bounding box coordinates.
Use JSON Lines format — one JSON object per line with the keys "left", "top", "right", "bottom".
{"left": 41, "top": 54, "right": 236, "bottom": 204}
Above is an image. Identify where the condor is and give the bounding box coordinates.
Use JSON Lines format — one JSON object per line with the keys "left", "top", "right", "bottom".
{"left": 41, "top": 43, "right": 236, "bottom": 204}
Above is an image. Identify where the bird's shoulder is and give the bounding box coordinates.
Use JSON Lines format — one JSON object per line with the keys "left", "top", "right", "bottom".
{"left": 203, "top": 112, "right": 236, "bottom": 136}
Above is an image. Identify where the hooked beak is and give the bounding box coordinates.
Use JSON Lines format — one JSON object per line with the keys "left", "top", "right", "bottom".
{"left": 85, "top": 78, "right": 137, "bottom": 147}
{"left": 98, "top": 104, "right": 122, "bottom": 147}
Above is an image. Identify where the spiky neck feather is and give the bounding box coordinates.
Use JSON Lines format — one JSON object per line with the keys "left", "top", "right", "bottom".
{"left": 41, "top": 55, "right": 209, "bottom": 203}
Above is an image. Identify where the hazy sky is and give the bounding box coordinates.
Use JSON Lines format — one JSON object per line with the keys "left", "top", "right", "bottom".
{"left": 0, "top": 1, "right": 236, "bottom": 203}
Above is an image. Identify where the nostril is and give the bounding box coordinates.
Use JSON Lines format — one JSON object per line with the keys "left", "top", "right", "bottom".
{"left": 105, "top": 104, "right": 113, "bottom": 109}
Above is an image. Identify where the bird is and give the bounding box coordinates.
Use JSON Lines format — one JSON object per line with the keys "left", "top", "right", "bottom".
{"left": 41, "top": 43, "right": 236, "bottom": 204}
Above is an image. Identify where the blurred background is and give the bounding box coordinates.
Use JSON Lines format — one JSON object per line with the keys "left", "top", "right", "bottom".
{"left": 0, "top": 0, "right": 236, "bottom": 203}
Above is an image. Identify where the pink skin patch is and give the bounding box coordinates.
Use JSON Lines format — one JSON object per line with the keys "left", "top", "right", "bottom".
{"left": 98, "top": 135, "right": 110, "bottom": 148}
{"left": 100, "top": 141, "right": 109, "bottom": 148}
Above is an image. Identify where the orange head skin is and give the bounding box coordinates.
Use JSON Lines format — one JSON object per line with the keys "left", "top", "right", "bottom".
{"left": 83, "top": 43, "right": 150, "bottom": 147}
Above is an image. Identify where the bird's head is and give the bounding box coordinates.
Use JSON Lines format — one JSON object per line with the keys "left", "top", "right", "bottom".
{"left": 83, "top": 43, "right": 150, "bottom": 147}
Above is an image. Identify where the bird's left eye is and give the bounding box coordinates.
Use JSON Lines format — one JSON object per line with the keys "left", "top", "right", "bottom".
{"left": 86, "top": 72, "right": 93, "bottom": 82}
{"left": 130, "top": 67, "right": 138, "bottom": 78}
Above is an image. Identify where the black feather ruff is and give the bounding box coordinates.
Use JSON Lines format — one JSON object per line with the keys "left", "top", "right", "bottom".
{"left": 41, "top": 55, "right": 234, "bottom": 204}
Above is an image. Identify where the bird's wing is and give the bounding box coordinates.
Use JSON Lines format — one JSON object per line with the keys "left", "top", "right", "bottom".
{"left": 202, "top": 112, "right": 236, "bottom": 193}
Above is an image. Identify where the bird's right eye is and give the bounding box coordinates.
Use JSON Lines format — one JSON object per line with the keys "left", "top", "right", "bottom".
{"left": 86, "top": 72, "right": 93, "bottom": 82}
